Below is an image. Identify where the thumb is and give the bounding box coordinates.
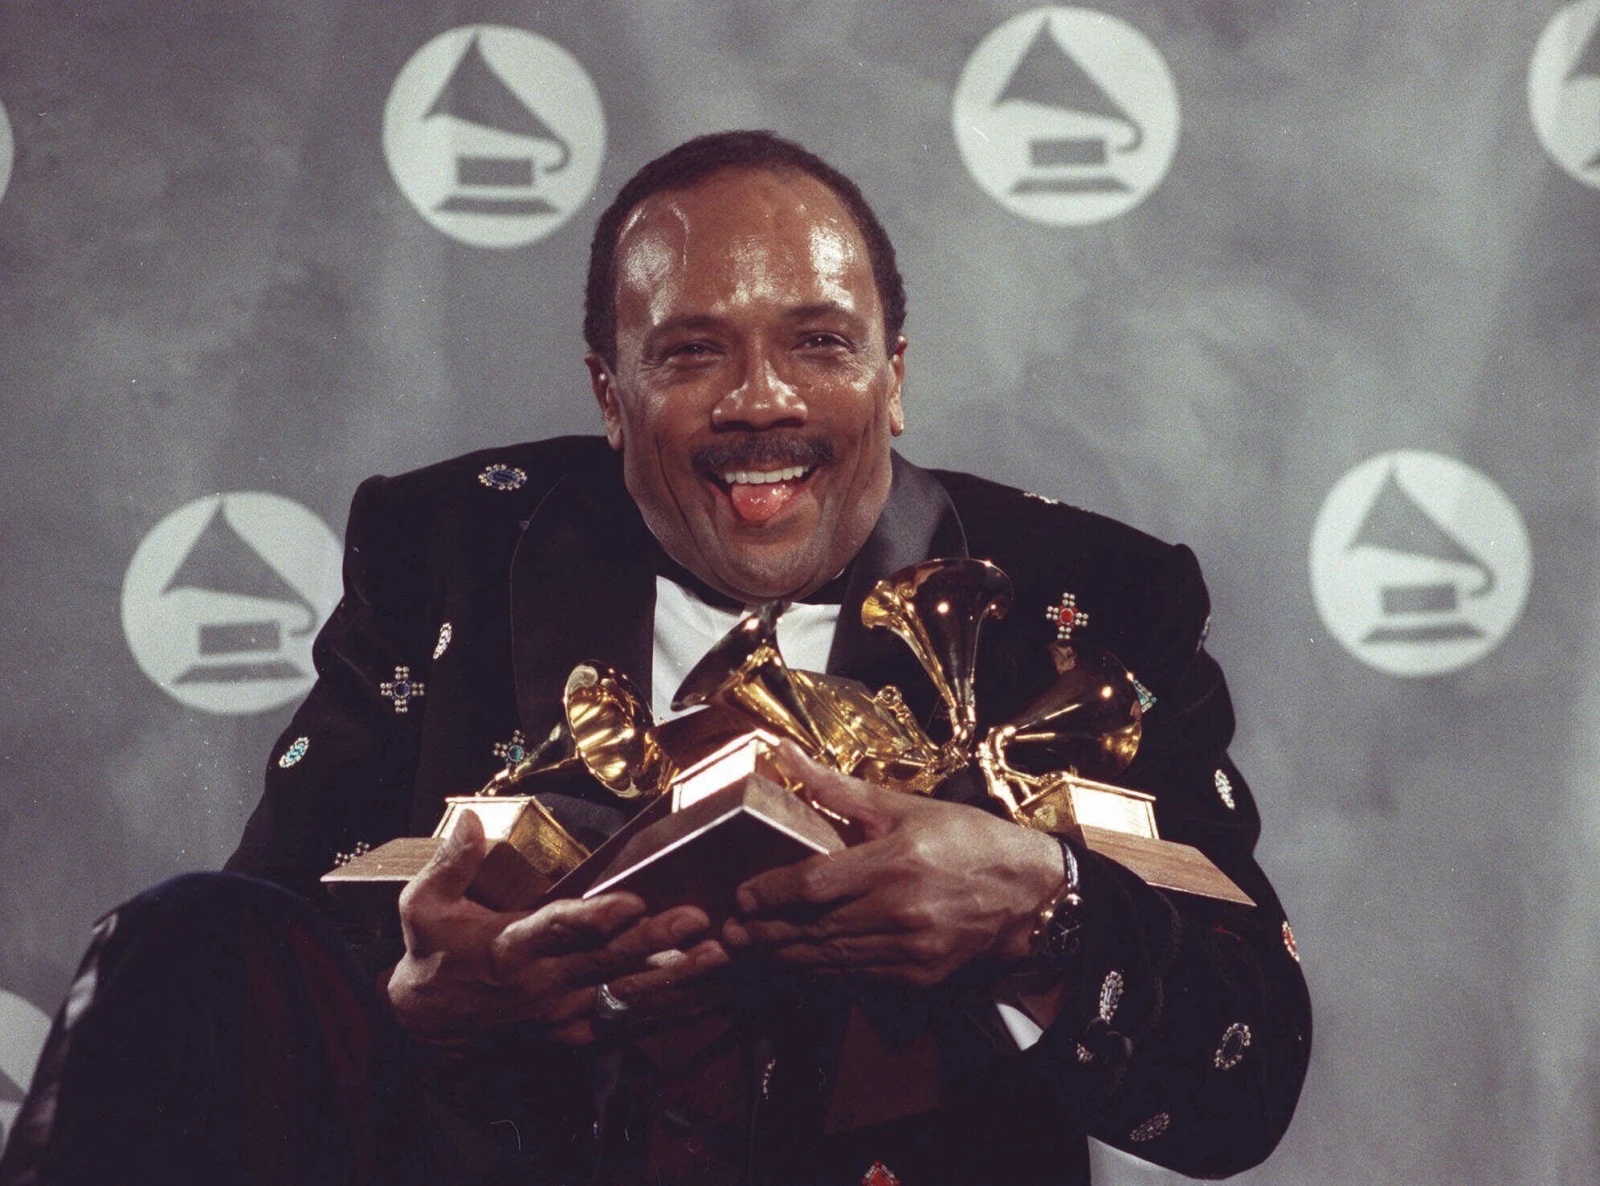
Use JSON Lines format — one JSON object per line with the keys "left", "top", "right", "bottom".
{"left": 770, "top": 740, "right": 896, "bottom": 838}
{"left": 411, "top": 808, "right": 488, "bottom": 902}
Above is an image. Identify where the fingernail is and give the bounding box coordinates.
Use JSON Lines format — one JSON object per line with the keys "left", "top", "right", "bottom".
{"left": 735, "top": 887, "right": 756, "bottom": 913}
{"left": 724, "top": 921, "right": 749, "bottom": 947}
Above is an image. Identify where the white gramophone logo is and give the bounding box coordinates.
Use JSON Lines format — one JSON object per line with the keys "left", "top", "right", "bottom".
{"left": 0, "top": 989, "right": 51, "bottom": 1156}
{"left": 0, "top": 96, "right": 14, "bottom": 207}
{"left": 952, "top": 7, "right": 1180, "bottom": 225}
{"left": 1310, "top": 452, "right": 1532, "bottom": 678}
{"left": 1529, "top": 0, "right": 1600, "bottom": 188}
{"left": 121, "top": 493, "right": 342, "bottom": 714}
{"left": 383, "top": 25, "right": 606, "bottom": 248}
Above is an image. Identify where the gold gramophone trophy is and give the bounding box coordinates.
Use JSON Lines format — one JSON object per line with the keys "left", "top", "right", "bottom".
{"left": 325, "top": 557, "right": 1249, "bottom": 913}
{"left": 324, "top": 655, "right": 850, "bottom": 915}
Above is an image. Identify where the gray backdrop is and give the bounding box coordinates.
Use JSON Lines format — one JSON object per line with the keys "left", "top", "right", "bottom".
{"left": 2, "top": 1, "right": 1597, "bottom": 1181}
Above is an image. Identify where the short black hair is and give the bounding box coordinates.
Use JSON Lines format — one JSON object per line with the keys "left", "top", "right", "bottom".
{"left": 583, "top": 130, "right": 906, "bottom": 368}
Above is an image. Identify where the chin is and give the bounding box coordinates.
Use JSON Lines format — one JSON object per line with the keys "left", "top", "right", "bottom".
{"left": 715, "top": 553, "right": 824, "bottom": 604}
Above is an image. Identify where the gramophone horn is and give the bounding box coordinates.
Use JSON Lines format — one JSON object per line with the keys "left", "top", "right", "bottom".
{"left": 480, "top": 662, "right": 667, "bottom": 801}
{"left": 997, "top": 642, "right": 1144, "bottom": 781}
{"left": 860, "top": 559, "right": 1013, "bottom": 750}
{"left": 670, "top": 602, "right": 830, "bottom": 755}
{"left": 564, "top": 662, "right": 667, "bottom": 799}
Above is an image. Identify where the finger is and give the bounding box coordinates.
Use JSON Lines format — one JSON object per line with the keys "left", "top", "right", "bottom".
{"left": 405, "top": 810, "right": 487, "bottom": 904}
{"left": 735, "top": 837, "right": 896, "bottom": 917}
{"left": 538, "top": 903, "right": 712, "bottom": 988}
{"left": 496, "top": 892, "right": 647, "bottom": 961}
{"left": 491, "top": 904, "right": 708, "bottom": 1008}
{"left": 771, "top": 741, "right": 897, "bottom": 834}
{"left": 761, "top": 932, "right": 929, "bottom": 971}
{"left": 604, "top": 939, "right": 730, "bottom": 1000}
{"left": 548, "top": 1019, "right": 599, "bottom": 1048}
{"left": 589, "top": 905, "right": 712, "bottom": 972}
{"left": 725, "top": 891, "right": 913, "bottom": 948}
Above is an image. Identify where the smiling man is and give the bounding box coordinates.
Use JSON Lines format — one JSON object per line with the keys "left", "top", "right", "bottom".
{"left": 1, "top": 133, "right": 1309, "bottom": 1186}
{"left": 589, "top": 162, "right": 905, "bottom": 602}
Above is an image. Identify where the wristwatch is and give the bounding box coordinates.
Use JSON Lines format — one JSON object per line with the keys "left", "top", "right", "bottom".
{"left": 1027, "top": 835, "right": 1084, "bottom": 963}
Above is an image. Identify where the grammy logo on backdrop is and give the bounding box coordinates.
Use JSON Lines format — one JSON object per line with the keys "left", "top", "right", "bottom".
{"left": 162, "top": 502, "right": 318, "bottom": 685}
{"left": 1349, "top": 467, "right": 1494, "bottom": 646}
{"left": 423, "top": 32, "right": 573, "bottom": 217}
{"left": 996, "top": 21, "right": 1142, "bottom": 196}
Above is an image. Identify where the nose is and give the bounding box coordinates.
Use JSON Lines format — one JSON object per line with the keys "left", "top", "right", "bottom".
{"left": 710, "top": 350, "right": 807, "bottom": 431}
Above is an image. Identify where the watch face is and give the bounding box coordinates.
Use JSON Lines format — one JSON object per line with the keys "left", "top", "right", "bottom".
{"left": 1045, "top": 892, "right": 1084, "bottom": 958}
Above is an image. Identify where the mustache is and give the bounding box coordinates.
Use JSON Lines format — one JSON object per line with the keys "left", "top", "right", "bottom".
{"left": 691, "top": 434, "right": 835, "bottom": 474}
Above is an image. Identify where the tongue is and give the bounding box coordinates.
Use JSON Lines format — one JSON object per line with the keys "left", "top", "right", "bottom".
{"left": 729, "top": 480, "right": 801, "bottom": 524}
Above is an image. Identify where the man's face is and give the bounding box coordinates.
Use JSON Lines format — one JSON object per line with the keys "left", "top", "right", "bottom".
{"left": 588, "top": 167, "right": 906, "bottom": 603}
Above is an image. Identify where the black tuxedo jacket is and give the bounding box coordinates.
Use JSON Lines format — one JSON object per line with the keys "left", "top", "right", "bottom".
{"left": 229, "top": 436, "right": 1310, "bottom": 1185}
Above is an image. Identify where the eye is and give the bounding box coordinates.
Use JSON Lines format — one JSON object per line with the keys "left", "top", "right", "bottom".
{"left": 799, "top": 332, "right": 851, "bottom": 350}
{"left": 664, "top": 340, "right": 719, "bottom": 362}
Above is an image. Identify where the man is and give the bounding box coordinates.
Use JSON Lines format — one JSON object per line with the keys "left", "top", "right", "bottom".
{"left": 1, "top": 132, "right": 1309, "bottom": 1186}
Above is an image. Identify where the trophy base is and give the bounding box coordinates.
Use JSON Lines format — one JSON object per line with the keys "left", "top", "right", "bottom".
{"left": 1015, "top": 773, "right": 1158, "bottom": 838}
{"left": 1078, "top": 826, "right": 1254, "bottom": 906}
{"left": 577, "top": 771, "right": 845, "bottom": 923}
{"left": 541, "top": 736, "right": 845, "bottom": 923}
{"left": 320, "top": 794, "right": 590, "bottom": 913}
{"left": 1014, "top": 774, "right": 1254, "bottom": 906}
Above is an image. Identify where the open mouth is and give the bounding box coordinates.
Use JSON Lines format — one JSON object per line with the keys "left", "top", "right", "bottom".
{"left": 707, "top": 465, "right": 818, "bottom": 525}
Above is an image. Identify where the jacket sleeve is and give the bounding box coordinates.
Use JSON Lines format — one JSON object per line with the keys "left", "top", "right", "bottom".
{"left": 1016, "top": 542, "right": 1312, "bottom": 1178}
{"left": 226, "top": 473, "right": 436, "bottom": 956}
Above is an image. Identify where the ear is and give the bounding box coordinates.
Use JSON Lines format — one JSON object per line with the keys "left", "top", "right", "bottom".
{"left": 886, "top": 335, "right": 907, "bottom": 437}
{"left": 586, "top": 353, "right": 625, "bottom": 451}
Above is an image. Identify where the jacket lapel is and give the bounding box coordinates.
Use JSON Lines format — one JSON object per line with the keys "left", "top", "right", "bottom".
{"left": 509, "top": 461, "right": 659, "bottom": 740}
{"left": 827, "top": 452, "right": 968, "bottom": 727}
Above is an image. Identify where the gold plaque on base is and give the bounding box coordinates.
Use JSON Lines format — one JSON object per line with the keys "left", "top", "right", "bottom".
{"left": 1013, "top": 773, "right": 1157, "bottom": 839}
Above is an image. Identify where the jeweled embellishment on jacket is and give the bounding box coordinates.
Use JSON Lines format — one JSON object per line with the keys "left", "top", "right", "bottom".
{"left": 1214, "top": 1022, "right": 1252, "bottom": 1070}
{"left": 1098, "top": 970, "right": 1124, "bottom": 1022}
{"left": 478, "top": 463, "right": 527, "bottom": 491}
{"left": 494, "top": 729, "right": 528, "bottom": 769}
{"left": 277, "top": 736, "right": 310, "bottom": 768}
{"left": 1045, "top": 590, "right": 1089, "bottom": 642}
{"left": 380, "top": 665, "right": 425, "bottom": 713}
{"left": 433, "top": 621, "right": 453, "bottom": 659}
{"left": 861, "top": 1161, "right": 900, "bottom": 1186}
{"left": 1282, "top": 920, "right": 1300, "bottom": 962}
{"left": 1128, "top": 1112, "right": 1170, "bottom": 1143}
{"left": 1214, "top": 768, "right": 1237, "bottom": 810}
{"left": 1132, "top": 676, "right": 1156, "bottom": 710}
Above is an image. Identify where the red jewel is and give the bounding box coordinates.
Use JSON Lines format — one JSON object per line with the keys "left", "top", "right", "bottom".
{"left": 862, "top": 1161, "right": 900, "bottom": 1186}
{"left": 1045, "top": 592, "right": 1089, "bottom": 641}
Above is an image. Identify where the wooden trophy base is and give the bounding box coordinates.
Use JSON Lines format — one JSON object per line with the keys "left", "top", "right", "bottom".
{"left": 320, "top": 793, "right": 590, "bottom": 913}
{"left": 1015, "top": 773, "right": 1254, "bottom": 906}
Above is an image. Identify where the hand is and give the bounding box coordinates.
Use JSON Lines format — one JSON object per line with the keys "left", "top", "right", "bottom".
{"left": 723, "top": 742, "right": 1066, "bottom": 987}
{"left": 387, "top": 811, "right": 730, "bottom": 1044}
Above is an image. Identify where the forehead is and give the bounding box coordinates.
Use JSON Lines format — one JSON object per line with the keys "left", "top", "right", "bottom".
{"left": 611, "top": 168, "right": 880, "bottom": 327}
